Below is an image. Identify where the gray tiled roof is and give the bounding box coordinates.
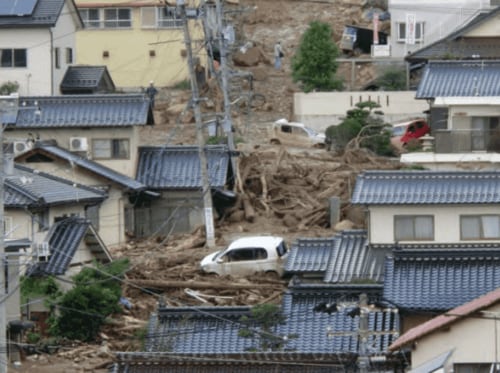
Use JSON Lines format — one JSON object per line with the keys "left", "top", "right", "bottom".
{"left": 407, "top": 7, "right": 500, "bottom": 62}
{"left": 28, "top": 142, "right": 148, "bottom": 192}
{"left": 383, "top": 247, "right": 500, "bottom": 311}
{"left": 60, "top": 65, "right": 115, "bottom": 93}
{"left": 351, "top": 170, "right": 500, "bottom": 205}
{"left": 415, "top": 60, "right": 500, "bottom": 99}
{"left": 285, "top": 237, "right": 335, "bottom": 275}
{"left": 324, "top": 231, "right": 390, "bottom": 284}
{"left": 144, "top": 285, "right": 399, "bottom": 356}
{"left": 12, "top": 94, "right": 153, "bottom": 128}
{"left": 136, "top": 146, "right": 232, "bottom": 189}
{"left": 0, "top": 0, "right": 68, "bottom": 28}
{"left": 33, "top": 217, "right": 110, "bottom": 275}
{"left": 5, "top": 164, "right": 106, "bottom": 208}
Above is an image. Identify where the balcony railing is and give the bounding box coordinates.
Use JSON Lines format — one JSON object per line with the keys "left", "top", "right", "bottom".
{"left": 433, "top": 129, "right": 500, "bottom": 153}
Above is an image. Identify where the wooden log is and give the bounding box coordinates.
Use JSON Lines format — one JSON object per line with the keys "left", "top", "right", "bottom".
{"left": 242, "top": 193, "right": 255, "bottom": 222}
{"left": 130, "top": 279, "right": 283, "bottom": 290}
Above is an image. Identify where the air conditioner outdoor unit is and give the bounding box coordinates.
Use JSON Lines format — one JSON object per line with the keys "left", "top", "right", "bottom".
{"left": 70, "top": 137, "right": 88, "bottom": 152}
{"left": 13, "top": 141, "right": 33, "bottom": 155}
{"left": 35, "top": 242, "right": 50, "bottom": 261}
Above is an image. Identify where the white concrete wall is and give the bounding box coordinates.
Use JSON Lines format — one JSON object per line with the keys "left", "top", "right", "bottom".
{"left": 368, "top": 204, "right": 500, "bottom": 244}
{"left": 388, "top": 0, "right": 494, "bottom": 59}
{"left": 411, "top": 303, "right": 500, "bottom": 369}
{"left": 293, "top": 91, "right": 429, "bottom": 131}
{"left": 0, "top": 29, "right": 52, "bottom": 96}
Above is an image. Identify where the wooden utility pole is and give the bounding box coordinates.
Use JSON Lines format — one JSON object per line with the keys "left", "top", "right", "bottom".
{"left": 178, "top": 0, "right": 216, "bottom": 248}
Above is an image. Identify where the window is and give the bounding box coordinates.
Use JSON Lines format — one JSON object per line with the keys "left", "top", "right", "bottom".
{"left": 79, "top": 8, "right": 131, "bottom": 28}
{"left": 3, "top": 217, "right": 12, "bottom": 238}
{"left": 54, "top": 47, "right": 60, "bottom": 69}
{"left": 141, "top": 6, "right": 183, "bottom": 29}
{"left": 92, "top": 139, "right": 130, "bottom": 159}
{"left": 80, "top": 8, "right": 100, "bottom": 28}
{"left": 454, "top": 363, "right": 498, "bottom": 373}
{"left": 397, "top": 22, "right": 424, "bottom": 43}
{"left": 0, "top": 48, "right": 27, "bottom": 68}
{"left": 394, "top": 215, "right": 434, "bottom": 241}
{"left": 36, "top": 210, "right": 50, "bottom": 232}
{"left": 85, "top": 205, "right": 100, "bottom": 230}
{"left": 66, "top": 48, "right": 73, "bottom": 64}
{"left": 104, "top": 8, "right": 131, "bottom": 28}
{"left": 226, "top": 248, "right": 267, "bottom": 262}
{"left": 461, "top": 215, "right": 500, "bottom": 240}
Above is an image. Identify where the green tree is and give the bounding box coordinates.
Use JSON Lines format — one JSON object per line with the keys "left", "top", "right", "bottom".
{"left": 291, "top": 21, "right": 342, "bottom": 93}
{"left": 376, "top": 68, "right": 406, "bottom": 91}
{"left": 49, "top": 258, "right": 129, "bottom": 342}
{"left": 325, "top": 101, "right": 394, "bottom": 156}
{"left": 238, "top": 304, "right": 297, "bottom": 351}
{"left": 0, "top": 81, "right": 19, "bottom": 95}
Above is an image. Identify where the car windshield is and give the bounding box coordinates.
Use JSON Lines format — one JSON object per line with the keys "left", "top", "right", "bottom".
{"left": 303, "top": 126, "right": 318, "bottom": 136}
{"left": 276, "top": 240, "right": 288, "bottom": 257}
{"left": 392, "top": 126, "right": 406, "bottom": 136}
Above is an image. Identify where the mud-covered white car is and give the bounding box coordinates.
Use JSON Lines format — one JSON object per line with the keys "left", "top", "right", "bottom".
{"left": 270, "top": 118, "right": 326, "bottom": 148}
{"left": 200, "top": 236, "right": 289, "bottom": 277}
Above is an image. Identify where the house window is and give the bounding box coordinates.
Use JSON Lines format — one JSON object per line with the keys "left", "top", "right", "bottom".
{"left": 54, "top": 47, "right": 60, "bottom": 69}
{"left": 3, "top": 216, "right": 12, "bottom": 238}
{"left": 397, "top": 22, "right": 424, "bottom": 43}
{"left": 85, "top": 205, "right": 100, "bottom": 230}
{"left": 36, "top": 210, "right": 50, "bottom": 232}
{"left": 454, "top": 363, "right": 497, "bottom": 373}
{"left": 461, "top": 215, "right": 500, "bottom": 240}
{"left": 80, "top": 8, "right": 100, "bottom": 28}
{"left": 66, "top": 48, "right": 73, "bottom": 64}
{"left": 394, "top": 215, "right": 434, "bottom": 241}
{"left": 0, "top": 48, "right": 27, "bottom": 68}
{"left": 104, "top": 8, "right": 132, "bottom": 28}
{"left": 141, "top": 6, "right": 183, "bottom": 29}
{"left": 92, "top": 139, "right": 130, "bottom": 159}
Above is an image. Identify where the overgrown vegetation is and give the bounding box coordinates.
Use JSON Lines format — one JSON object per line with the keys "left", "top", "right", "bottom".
{"left": 172, "top": 79, "right": 191, "bottom": 90}
{"left": 291, "top": 21, "right": 343, "bottom": 93}
{"left": 0, "top": 81, "right": 19, "bottom": 95}
{"left": 238, "top": 304, "right": 297, "bottom": 351}
{"left": 48, "top": 258, "right": 130, "bottom": 342}
{"left": 325, "top": 100, "right": 395, "bottom": 156}
{"left": 375, "top": 68, "right": 407, "bottom": 91}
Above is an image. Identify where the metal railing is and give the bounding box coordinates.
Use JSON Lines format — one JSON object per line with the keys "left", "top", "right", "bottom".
{"left": 434, "top": 129, "right": 500, "bottom": 153}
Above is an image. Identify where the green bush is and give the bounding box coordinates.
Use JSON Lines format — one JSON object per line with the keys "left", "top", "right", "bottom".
{"left": 291, "top": 21, "right": 343, "bottom": 93}
{"left": 0, "top": 81, "right": 19, "bottom": 95}
{"left": 376, "top": 68, "right": 406, "bottom": 91}
{"left": 172, "top": 79, "right": 190, "bottom": 90}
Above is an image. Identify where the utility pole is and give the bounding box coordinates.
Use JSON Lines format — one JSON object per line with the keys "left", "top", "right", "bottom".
{"left": 215, "top": 0, "right": 237, "bottom": 174}
{"left": 178, "top": 0, "right": 216, "bottom": 248}
{"left": 357, "top": 293, "right": 370, "bottom": 373}
{"left": 0, "top": 94, "right": 18, "bottom": 373}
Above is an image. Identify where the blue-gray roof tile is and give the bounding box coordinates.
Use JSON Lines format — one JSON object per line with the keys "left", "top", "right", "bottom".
{"left": 27, "top": 142, "right": 148, "bottom": 192}
{"left": 136, "top": 146, "right": 232, "bottom": 189}
{"left": 383, "top": 247, "right": 500, "bottom": 311}
{"left": 351, "top": 170, "right": 500, "bottom": 205}
{"left": 415, "top": 60, "right": 500, "bottom": 99}
{"left": 0, "top": 0, "right": 68, "bottom": 28}
{"left": 285, "top": 237, "right": 335, "bottom": 275}
{"left": 11, "top": 94, "right": 153, "bottom": 128}
{"left": 5, "top": 164, "right": 106, "bottom": 208}
{"left": 60, "top": 65, "right": 115, "bottom": 93}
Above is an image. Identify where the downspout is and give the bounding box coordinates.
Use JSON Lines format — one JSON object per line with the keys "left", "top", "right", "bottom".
{"left": 49, "top": 28, "right": 54, "bottom": 95}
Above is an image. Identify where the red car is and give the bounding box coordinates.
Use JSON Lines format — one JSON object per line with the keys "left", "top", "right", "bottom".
{"left": 390, "top": 119, "right": 430, "bottom": 151}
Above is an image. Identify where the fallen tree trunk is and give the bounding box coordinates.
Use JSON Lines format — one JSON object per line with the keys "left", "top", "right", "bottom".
{"left": 130, "top": 279, "right": 284, "bottom": 290}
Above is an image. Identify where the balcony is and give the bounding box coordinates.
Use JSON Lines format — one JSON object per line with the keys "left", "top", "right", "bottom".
{"left": 433, "top": 129, "right": 500, "bottom": 153}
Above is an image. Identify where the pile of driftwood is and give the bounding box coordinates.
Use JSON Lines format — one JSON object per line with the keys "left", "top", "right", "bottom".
{"left": 224, "top": 147, "right": 398, "bottom": 230}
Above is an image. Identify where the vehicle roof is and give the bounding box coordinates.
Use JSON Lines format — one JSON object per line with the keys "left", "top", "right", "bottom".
{"left": 274, "top": 119, "right": 307, "bottom": 128}
{"left": 392, "top": 118, "right": 426, "bottom": 128}
{"left": 228, "top": 236, "right": 284, "bottom": 249}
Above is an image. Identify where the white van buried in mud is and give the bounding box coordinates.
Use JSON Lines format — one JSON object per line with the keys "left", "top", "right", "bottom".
{"left": 270, "top": 118, "right": 326, "bottom": 148}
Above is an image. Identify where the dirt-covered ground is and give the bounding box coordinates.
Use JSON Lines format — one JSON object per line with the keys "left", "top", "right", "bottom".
{"left": 14, "top": 1, "right": 395, "bottom": 372}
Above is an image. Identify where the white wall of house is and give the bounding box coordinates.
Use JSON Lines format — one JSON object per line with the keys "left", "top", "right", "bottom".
{"left": 0, "top": 29, "right": 52, "bottom": 96}
{"left": 293, "top": 91, "right": 429, "bottom": 130}
{"left": 368, "top": 204, "right": 500, "bottom": 244}
{"left": 6, "top": 126, "right": 140, "bottom": 178}
{"left": 410, "top": 303, "right": 500, "bottom": 370}
{"left": 388, "top": 0, "right": 494, "bottom": 59}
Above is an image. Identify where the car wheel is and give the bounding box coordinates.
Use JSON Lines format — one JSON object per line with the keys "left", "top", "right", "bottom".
{"left": 270, "top": 139, "right": 280, "bottom": 145}
{"left": 264, "top": 271, "right": 280, "bottom": 280}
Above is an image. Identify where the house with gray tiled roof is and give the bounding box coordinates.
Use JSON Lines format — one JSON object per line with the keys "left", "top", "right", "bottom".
{"left": 388, "top": 287, "right": 500, "bottom": 373}
{"left": 400, "top": 59, "right": 500, "bottom": 169}
{"left": 351, "top": 169, "right": 500, "bottom": 332}
{"left": 111, "top": 284, "right": 401, "bottom": 372}
{"left": 0, "top": 0, "right": 83, "bottom": 95}
{"left": 135, "top": 145, "right": 235, "bottom": 236}
{"left": 14, "top": 140, "right": 157, "bottom": 247}
{"left": 60, "top": 65, "right": 115, "bottom": 94}
{"left": 4, "top": 93, "right": 154, "bottom": 179}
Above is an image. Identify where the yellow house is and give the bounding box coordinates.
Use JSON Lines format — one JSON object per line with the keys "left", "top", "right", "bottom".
{"left": 74, "top": 0, "right": 206, "bottom": 90}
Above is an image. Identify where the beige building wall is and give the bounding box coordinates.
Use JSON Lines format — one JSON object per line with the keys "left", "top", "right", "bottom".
{"left": 293, "top": 91, "right": 429, "bottom": 131}
{"left": 75, "top": 0, "right": 206, "bottom": 89}
{"left": 466, "top": 13, "right": 500, "bottom": 36}
{"left": 6, "top": 126, "right": 140, "bottom": 178}
{"left": 411, "top": 303, "right": 500, "bottom": 369}
{"left": 368, "top": 204, "right": 500, "bottom": 244}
